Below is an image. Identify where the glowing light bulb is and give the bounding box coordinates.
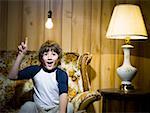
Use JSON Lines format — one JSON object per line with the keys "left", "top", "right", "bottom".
{"left": 45, "top": 18, "right": 53, "bottom": 29}
{"left": 45, "top": 10, "right": 53, "bottom": 29}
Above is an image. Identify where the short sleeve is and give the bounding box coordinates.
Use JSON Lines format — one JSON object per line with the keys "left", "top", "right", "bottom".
{"left": 18, "top": 65, "right": 41, "bottom": 80}
{"left": 56, "top": 68, "right": 68, "bottom": 95}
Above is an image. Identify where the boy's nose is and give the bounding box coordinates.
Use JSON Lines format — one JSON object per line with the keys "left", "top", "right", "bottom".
{"left": 48, "top": 58, "right": 52, "bottom": 60}
{"left": 47, "top": 55, "right": 52, "bottom": 59}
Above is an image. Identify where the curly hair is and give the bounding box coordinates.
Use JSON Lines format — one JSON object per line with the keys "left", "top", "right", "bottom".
{"left": 38, "top": 40, "right": 62, "bottom": 64}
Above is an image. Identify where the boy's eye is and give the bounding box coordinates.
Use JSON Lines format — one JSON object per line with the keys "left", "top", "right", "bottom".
{"left": 44, "top": 53, "right": 48, "bottom": 56}
{"left": 51, "top": 51, "right": 57, "bottom": 55}
{"left": 52, "top": 53, "right": 56, "bottom": 55}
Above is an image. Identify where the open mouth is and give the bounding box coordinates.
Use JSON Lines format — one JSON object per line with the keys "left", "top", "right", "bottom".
{"left": 45, "top": 61, "right": 55, "bottom": 68}
{"left": 47, "top": 61, "right": 53, "bottom": 64}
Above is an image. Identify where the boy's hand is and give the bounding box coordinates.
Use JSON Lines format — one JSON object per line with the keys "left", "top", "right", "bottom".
{"left": 18, "top": 37, "right": 28, "bottom": 55}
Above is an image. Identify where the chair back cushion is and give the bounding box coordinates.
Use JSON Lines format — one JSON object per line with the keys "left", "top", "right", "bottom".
{"left": 59, "top": 52, "right": 83, "bottom": 101}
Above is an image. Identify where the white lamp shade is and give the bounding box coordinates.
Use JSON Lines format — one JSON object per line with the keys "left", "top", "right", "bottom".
{"left": 106, "top": 4, "right": 148, "bottom": 40}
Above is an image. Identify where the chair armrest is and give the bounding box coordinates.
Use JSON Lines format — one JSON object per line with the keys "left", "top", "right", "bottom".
{"left": 71, "top": 90, "right": 101, "bottom": 112}
{"left": 78, "top": 53, "right": 92, "bottom": 91}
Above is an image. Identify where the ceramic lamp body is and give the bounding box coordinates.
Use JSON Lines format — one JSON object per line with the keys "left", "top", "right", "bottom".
{"left": 117, "top": 45, "right": 137, "bottom": 85}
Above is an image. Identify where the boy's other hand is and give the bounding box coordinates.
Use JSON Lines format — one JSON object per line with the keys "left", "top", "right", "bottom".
{"left": 18, "top": 37, "right": 28, "bottom": 55}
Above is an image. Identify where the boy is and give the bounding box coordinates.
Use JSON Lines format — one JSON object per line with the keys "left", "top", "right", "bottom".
{"left": 8, "top": 39, "right": 73, "bottom": 113}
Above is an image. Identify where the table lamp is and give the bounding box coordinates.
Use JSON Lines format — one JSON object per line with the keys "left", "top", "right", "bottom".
{"left": 106, "top": 4, "right": 148, "bottom": 91}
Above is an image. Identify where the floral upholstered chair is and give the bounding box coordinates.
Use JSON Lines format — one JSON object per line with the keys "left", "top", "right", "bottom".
{"left": 0, "top": 51, "right": 101, "bottom": 113}
{"left": 60, "top": 52, "right": 101, "bottom": 112}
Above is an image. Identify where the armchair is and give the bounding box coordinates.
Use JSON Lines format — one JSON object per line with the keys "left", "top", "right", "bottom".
{"left": 0, "top": 51, "right": 101, "bottom": 113}
{"left": 60, "top": 52, "right": 101, "bottom": 112}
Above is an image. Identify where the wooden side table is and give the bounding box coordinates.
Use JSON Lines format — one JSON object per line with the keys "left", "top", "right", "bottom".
{"left": 100, "top": 89, "right": 150, "bottom": 113}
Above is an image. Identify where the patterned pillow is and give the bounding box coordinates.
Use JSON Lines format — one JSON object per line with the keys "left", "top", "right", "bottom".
{"left": 60, "top": 53, "right": 83, "bottom": 101}
{"left": 0, "top": 51, "right": 17, "bottom": 76}
{"left": 20, "top": 51, "right": 40, "bottom": 70}
{"left": 0, "top": 74, "right": 16, "bottom": 110}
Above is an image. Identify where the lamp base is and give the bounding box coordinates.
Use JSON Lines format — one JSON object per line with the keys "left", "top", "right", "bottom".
{"left": 120, "top": 84, "right": 134, "bottom": 91}
{"left": 117, "top": 44, "right": 137, "bottom": 92}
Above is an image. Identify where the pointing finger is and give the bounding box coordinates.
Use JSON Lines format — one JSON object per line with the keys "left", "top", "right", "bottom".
{"left": 25, "top": 37, "right": 28, "bottom": 46}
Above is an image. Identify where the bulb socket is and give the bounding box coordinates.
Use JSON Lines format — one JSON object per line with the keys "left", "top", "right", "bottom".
{"left": 48, "top": 10, "right": 52, "bottom": 18}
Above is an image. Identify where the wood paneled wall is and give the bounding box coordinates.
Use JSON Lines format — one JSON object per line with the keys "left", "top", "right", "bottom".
{"left": 0, "top": 0, "right": 150, "bottom": 112}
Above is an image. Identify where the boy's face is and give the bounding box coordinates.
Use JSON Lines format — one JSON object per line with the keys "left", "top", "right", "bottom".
{"left": 42, "top": 50, "right": 59, "bottom": 70}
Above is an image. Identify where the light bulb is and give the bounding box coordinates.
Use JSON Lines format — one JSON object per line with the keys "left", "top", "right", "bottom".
{"left": 45, "top": 18, "right": 53, "bottom": 29}
{"left": 45, "top": 10, "right": 53, "bottom": 29}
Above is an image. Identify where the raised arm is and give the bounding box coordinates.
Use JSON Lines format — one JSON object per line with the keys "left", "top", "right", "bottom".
{"left": 8, "top": 37, "right": 28, "bottom": 80}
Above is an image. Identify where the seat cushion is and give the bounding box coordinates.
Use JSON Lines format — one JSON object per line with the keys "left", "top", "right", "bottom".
{"left": 71, "top": 90, "right": 101, "bottom": 112}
